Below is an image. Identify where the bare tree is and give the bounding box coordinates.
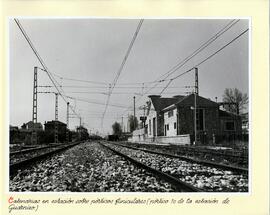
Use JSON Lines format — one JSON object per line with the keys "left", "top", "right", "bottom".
{"left": 222, "top": 88, "right": 248, "bottom": 114}
{"left": 112, "top": 122, "right": 122, "bottom": 136}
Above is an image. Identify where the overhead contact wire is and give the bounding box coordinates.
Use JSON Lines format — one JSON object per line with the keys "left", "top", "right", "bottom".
{"left": 101, "top": 19, "right": 144, "bottom": 128}
{"left": 14, "top": 19, "right": 80, "bottom": 119}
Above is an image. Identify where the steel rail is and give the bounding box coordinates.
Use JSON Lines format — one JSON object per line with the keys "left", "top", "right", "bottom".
{"left": 10, "top": 145, "right": 61, "bottom": 155}
{"left": 99, "top": 142, "right": 202, "bottom": 192}
{"left": 111, "top": 142, "right": 248, "bottom": 175}
{"left": 10, "top": 142, "right": 82, "bottom": 177}
{"left": 129, "top": 142, "right": 247, "bottom": 159}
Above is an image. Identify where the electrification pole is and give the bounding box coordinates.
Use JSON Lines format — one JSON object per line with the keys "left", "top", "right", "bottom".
{"left": 195, "top": 67, "right": 199, "bottom": 95}
{"left": 31, "top": 67, "right": 38, "bottom": 144}
{"left": 54, "top": 93, "right": 58, "bottom": 144}
{"left": 133, "top": 96, "right": 136, "bottom": 131}
{"left": 194, "top": 67, "right": 198, "bottom": 145}
{"left": 66, "top": 102, "right": 69, "bottom": 143}
{"left": 127, "top": 114, "right": 130, "bottom": 132}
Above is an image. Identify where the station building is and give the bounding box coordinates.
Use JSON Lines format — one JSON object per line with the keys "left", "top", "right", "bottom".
{"left": 44, "top": 120, "right": 67, "bottom": 134}
{"left": 133, "top": 94, "right": 242, "bottom": 145}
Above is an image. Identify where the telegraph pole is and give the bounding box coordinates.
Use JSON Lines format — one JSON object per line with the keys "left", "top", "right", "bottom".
{"left": 54, "top": 93, "right": 58, "bottom": 144}
{"left": 31, "top": 67, "right": 38, "bottom": 144}
{"left": 66, "top": 102, "right": 69, "bottom": 143}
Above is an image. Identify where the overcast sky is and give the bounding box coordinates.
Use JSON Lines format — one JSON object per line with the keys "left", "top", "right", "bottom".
{"left": 9, "top": 18, "right": 249, "bottom": 135}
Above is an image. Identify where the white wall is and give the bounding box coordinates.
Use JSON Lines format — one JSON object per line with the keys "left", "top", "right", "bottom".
{"left": 164, "top": 108, "right": 177, "bottom": 136}
{"left": 131, "top": 128, "right": 145, "bottom": 142}
{"left": 145, "top": 135, "right": 190, "bottom": 145}
{"left": 145, "top": 103, "right": 157, "bottom": 138}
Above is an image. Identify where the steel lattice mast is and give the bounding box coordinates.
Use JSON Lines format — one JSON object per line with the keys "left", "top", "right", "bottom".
{"left": 66, "top": 102, "right": 69, "bottom": 142}
{"left": 55, "top": 93, "right": 59, "bottom": 143}
{"left": 31, "top": 67, "right": 38, "bottom": 144}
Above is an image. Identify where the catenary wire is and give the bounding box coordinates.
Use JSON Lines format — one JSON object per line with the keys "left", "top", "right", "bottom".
{"left": 14, "top": 19, "right": 80, "bottom": 120}
{"left": 101, "top": 19, "right": 144, "bottom": 128}
{"left": 120, "top": 19, "right": 242, "bottom": 117}
{"left": 159, "top": 28, "right": 249, "bottom": 94}
{"left": 141, "top": 19, "right": 240, "bottom": 97}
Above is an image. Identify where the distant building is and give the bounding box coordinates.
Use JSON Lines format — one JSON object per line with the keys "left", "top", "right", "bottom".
{"left": 21, "top": 121, "right": 43, "bottom": 131}
{"left": 10, "top": 125, "right": 29, "bottom": 145}
{"left": 43, "top": 120, "right": 68, "bottom": 143}
{"left": 44, "top": 120, "right": 67, "bottom": 133}
{"left": 76, "top": 126, "right": 89, "bottom": 141}
{"left": 240, "top": 112, "right": 249, "bottom": 134}
{"left": 76, "top": 126, "right": 87, "bottom": 134}
{"left": 10, "top": 125, "right": 19, "bottom": 131}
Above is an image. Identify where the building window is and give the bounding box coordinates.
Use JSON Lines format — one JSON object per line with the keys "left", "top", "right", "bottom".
{"left": 167, "top": 124, "right": 169, "bottom": 130}
{"left": 225, "top": 121, "right": 235, "bottom": 131}
{"left": 149, "top": 119, "right": 151, "bottom": 135}
{"left": 168, "top": 110, "right": 174, "bottom": 118}
{"left": 174, "top": 122, "right": 176, "bottom": 129}
{"left": 196, "top": 109, "right": 205, "bottom": 131}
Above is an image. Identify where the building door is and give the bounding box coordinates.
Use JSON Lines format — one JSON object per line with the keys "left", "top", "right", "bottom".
{"left": 153, "top": 117, "right": 156, "bottom": 137}
{"left": 196, "top": 109, "right": 205, "bottom": 131}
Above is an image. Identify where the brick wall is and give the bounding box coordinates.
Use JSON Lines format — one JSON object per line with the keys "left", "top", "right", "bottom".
{"left": 220, "top": 116, "right": 242, "bottom": 135}
{"left": 177, "top": 106, "right": 220, "bottom": 143}
{"left": 178, "top": 106, "right": 194, "bottom": 135}
{"left": 203, "top": 107, "right": 220, "bottom": 136}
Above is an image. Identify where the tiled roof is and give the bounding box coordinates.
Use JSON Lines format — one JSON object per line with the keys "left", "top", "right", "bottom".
{"left": 175, "top": 94, "right": 219, "bottom": 107}
{"left": 26, "top": 121, "right": 43, "bottom": 127}
{"left": 149, "top": 95, "right": 185, "bottom": 112}
{"left": 44, "top": 120, "right": 66, "bottom": 126}
{"left": 149, "top": 94, "right": 220, "bottom": 113}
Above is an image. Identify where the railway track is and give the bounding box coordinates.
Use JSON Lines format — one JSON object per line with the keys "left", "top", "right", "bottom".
{"left": 10, "top": 141, "right": 197, "bottom": 192}
{"left": 101, "top": 141, "right": 248, "bottom": 192}
{"left": 10, "top": 141, "right": 248, "bottom": 192}
{"left": 98, "top": 142, "right": 201, "bottom": 192}
{"left": 111, "top": 142, "right": 248, "bottom": 175}
{"left": 10, "top": 145, "right": 60, "bottom": 156}
{"left": 10, "top": 142, "right": 82, "bottom": 177}
{"left": 116, "top": 141, "right": 248, "bottom": 168}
